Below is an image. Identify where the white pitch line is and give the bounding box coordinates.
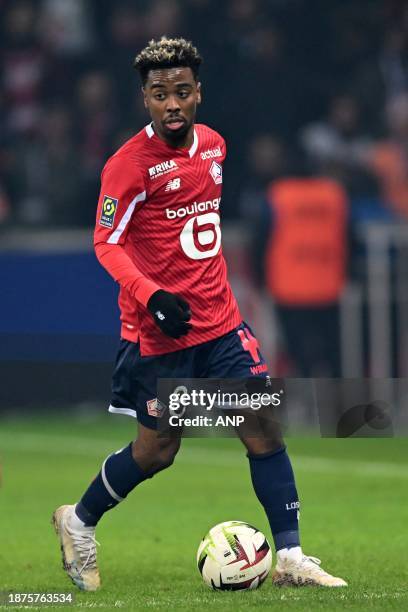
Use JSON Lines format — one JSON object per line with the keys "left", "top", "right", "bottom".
{"left": 0, "top": 431, "right": 407, "bottom": 479}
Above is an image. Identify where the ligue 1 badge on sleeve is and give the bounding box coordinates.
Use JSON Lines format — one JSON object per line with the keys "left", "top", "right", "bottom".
{"left": 209, "top": 161, "right": 223, "bottom": 185}
{"left": 100, "top": 195, "right": 118, "bottom": 228}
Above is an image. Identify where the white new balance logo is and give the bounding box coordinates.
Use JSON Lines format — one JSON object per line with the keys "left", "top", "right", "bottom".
{"left": 165, "top": 178, "right": 181, "bottom": 191}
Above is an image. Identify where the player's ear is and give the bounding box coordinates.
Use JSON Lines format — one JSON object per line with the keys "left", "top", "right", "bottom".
{"left": 142, "top": 87, "right": 148, "bottom": 108}
{"left": 196, "top": 81, "right": 202, "bottom": 105}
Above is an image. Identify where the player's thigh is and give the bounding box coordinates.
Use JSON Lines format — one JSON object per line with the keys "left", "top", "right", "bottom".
{"left": 203, "top": 322, "right": 284, "bottom": 452}
{"left": 203, "top": 322, "right": 269, "bottom": 379}
{"left": 110, "top": 339, "right": 192, "bottom": 431}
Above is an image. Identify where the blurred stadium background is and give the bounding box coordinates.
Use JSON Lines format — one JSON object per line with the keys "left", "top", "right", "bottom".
{"left": 1, "top": 0, "right": 408, "bottom": 421}
{"left": 1, "top": 3, "right": 408, "bottom": 607}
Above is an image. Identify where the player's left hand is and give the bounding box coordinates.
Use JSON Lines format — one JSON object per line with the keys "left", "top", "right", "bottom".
{"left": 147, "top": 289, "right": 193, "bottom": 338}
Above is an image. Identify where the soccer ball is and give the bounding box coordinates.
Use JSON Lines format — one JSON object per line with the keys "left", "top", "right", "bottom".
{"left": 197, "top": 520, "right": 272, "bottom": 590}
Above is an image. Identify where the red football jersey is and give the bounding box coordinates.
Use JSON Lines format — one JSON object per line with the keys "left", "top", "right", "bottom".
{"left": 94, "top": 122, "right": 242, "bottom": 356}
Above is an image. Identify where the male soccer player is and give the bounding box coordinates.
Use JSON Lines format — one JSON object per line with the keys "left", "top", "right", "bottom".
{"left": 52, "top": 37, "right": 346, "bottom": 591}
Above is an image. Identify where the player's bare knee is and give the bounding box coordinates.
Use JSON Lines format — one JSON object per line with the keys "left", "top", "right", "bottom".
{"left": 131, "top": 436, "right": 180, "bottom": 474}
{"left": 240, "top": 436, "right": 284, "bottom": 456}
{"left": 157, "top": 442, "right": 179, "bottom": 470}
{"left": 154, "top": 436, "right": 180, "bottom": 468}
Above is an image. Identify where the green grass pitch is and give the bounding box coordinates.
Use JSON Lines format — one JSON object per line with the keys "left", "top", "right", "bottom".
{"left": 0, "top": 414, "right": 407, "bottom": 611}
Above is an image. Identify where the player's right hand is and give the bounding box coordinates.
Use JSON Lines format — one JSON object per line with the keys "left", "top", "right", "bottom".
{"left": 147, "top": 289, "right": 192, "bottom": 339}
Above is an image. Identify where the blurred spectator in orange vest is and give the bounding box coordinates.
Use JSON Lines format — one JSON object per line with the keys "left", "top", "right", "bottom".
{"left": 365, "top": 93, "right": 408, "bottom": 218}
{"left": 254, "top": 152, "right": 349, "bottom": 377}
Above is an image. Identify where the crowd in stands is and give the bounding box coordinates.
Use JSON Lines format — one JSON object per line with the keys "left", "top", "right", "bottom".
{"left": 2, "top": 0, "right": 408, "bottom": 376}
{"left": 1, "top": 0, "right": 408, "bottom": 228}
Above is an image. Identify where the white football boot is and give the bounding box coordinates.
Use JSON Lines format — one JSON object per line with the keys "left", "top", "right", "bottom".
{"left": 272, "top": 547, "right": 347, "bottom": 587}
{"left": 52, "top": 505, "right": 101, "bottom": 591}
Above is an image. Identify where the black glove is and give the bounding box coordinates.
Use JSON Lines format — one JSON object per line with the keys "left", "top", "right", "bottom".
{"left": 147, "top": 290, "right": 192, "bottom": 339}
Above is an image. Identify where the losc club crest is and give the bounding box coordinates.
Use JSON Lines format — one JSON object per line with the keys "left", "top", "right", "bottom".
{"left": 146, "top": 398, "right": 165, "bottom": 417}
{"left": 209, "top": 161, "right": 223, "bottom": 185}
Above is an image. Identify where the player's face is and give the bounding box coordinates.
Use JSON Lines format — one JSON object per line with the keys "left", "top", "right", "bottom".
{"left": 143, "top": 67, "right": 201, "bottom": 147}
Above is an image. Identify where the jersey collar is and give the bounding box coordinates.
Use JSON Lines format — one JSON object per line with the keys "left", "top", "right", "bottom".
{"left": 145, "top": 122, "right": 155, "bottom": 138}
{"left": 189, "top": 128, "right": 198, "bottom": 158}
{"left": 145, "top": 122, "right": 198, "bottom": 158}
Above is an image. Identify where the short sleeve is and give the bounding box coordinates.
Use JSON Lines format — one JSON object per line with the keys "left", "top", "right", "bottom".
{"left": 94, "top": 155, "right": 146, "bottom": 246}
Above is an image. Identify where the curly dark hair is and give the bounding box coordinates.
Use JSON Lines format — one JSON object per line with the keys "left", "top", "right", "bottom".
{"left": 134, "top": 36, "right": 202, "bottom": 85}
